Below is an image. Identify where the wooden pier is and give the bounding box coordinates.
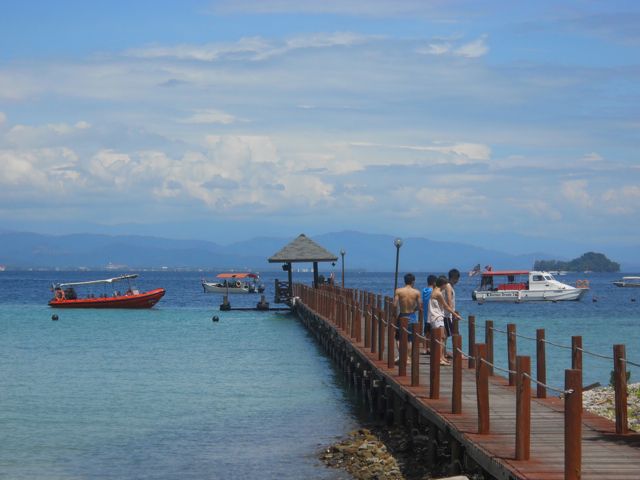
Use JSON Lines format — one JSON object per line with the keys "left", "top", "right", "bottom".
{"left": 293, "top": 283, "right": 640, "bottom": 480}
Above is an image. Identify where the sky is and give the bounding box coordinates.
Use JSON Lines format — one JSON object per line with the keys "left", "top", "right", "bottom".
{"left": 1, "top": 0, "right": 639, "bottom": 253}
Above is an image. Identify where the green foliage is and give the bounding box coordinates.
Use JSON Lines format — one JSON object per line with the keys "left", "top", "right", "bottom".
{"left": 609, "top": 369, "right": 631, "bottom": 388}
{"left": 534, "top": 251, "right": 620, "bottom": 272}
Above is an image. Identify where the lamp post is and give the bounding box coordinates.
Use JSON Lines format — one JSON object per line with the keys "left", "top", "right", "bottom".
{"left": 340, "top": 249, "right": 346, "bottom": 288}
{"left": 393, "top": 237, "right": 403, "bottom": 293}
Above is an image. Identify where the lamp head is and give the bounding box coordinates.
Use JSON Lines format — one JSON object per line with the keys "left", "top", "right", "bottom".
{"left": 394, "top": 237, "right": 403, "bottom": 248}
{"left": 340, "top": 249, "right": 345, "bottom": 256}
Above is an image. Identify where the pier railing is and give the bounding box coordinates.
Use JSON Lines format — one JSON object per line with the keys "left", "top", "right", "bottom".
{"left": 293, "top": 282, "right": 638, "bottom": 479}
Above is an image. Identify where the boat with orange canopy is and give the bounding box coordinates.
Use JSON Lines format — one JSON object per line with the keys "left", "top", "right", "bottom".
{"left": 49, "top": 274, "right": 165, "bottom": 308}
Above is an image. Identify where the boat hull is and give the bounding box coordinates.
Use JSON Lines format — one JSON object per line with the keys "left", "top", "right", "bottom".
{"left": 473, "top": 287, "right": 588, "bottom": 303}
{"left": 202, "top": 283, "right": 251, "bottom": 294}
{"left": 613, "top": 282, "right": 640, "bottom": 288}
{"left": 49, "top": 288, "right": 165, "bottom": 308}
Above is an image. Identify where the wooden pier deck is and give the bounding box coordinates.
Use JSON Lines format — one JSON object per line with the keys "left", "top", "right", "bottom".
{"left": 293, "top": 284, "right": 640, "bottom": 480}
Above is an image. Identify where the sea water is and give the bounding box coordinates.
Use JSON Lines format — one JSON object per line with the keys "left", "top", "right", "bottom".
{"left": 0, "top": 271, "right": 359, "bottom": 480}
{"left": 1, "top": 270, "right": 639, "bottom": 479}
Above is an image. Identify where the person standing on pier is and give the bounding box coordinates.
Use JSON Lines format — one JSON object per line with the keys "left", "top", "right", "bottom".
{"left": 421, "top": 275, "right": 437, "bottom": 355}
{"left": 443, "top": 268, "right": 460, "bottom": 358}
{"left": 393, "top": 273, "right": 422, "bottom": 364}
{"left": 428, "top": 276, "right": 461, "bottom": 365}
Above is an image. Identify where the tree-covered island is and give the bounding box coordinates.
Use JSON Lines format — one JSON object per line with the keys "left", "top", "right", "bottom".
{"left": 534, "top": 251, "right": 620, "bottom": 272}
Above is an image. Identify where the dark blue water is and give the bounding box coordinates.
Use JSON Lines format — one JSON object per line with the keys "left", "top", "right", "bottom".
{"left": 1, "top": 270, "right": 639, "bottom": 478}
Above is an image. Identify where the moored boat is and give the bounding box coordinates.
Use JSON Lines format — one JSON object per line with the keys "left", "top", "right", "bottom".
{"left": 472, "top": 270, "right": 589, "bottom": 303}
{"left": 613, "top": 276, "right": 640, "bottom": 288}
{"left": 202, "top": 272, "right": 265, "bottom": 294}
{"left": 49, "top": 274, "right": 165, "bottom": 308}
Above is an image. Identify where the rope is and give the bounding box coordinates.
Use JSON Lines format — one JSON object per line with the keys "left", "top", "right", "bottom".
{"left": 415, "top": 333, "right": 427, "bottom": 341}
{"left": 620, "top": 358, "right": 640, "bottom": 368}
{"left": 455, "top": 346, "right": 474, "bottom": 360}
{"left": 513, "top": 332, "right": 539, "bottom": 342}
{"left": 576, "top": 347, "right": 614, "bottom": 361}
{"left": 488, "top": 325, "right": 508, "bottom": 334}
{"left": 541, "top": 338, "right": 573, "bottom": 350}
{"left": 522, "top": 373, "right": 574, "bottom": 395}
{"left": 479, "top": 358, "right": 516, "bottom": 375}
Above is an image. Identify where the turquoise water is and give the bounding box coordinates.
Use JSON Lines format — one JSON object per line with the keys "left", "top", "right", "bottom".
{"left": 0, "top": 272, "right": 358, "bottom": 479}
{"left": 2, "top": 270, "right": 640, "bottom": 478}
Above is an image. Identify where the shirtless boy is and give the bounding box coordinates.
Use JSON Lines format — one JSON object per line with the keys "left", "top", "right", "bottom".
{"left": 393, "top": 273, "right": 422, "bottom": 362}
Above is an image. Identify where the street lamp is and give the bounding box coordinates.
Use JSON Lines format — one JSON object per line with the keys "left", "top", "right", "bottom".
{"left": 340, "top": 249, "right": 346, "bottom": 288}
{"left": 393, "top": 238, "right": 403, "bottom": 293}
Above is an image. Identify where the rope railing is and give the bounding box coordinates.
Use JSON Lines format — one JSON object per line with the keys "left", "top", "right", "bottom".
{"left": 480, "top": 358, "right": 516, "bottom": 375}
{"left": 522, "top": 373, "right": 574, "bottom": 396}
{"left": 486, "top": 323, "right": 638, "bottom": 366}
{"left": 454, "top": 346, "right": 474, "bottom": 361}
{"left": 620, "top": 358, "right": 640, "bottom": 368}
{"left": 576, "top": 347, "right": 614, "bottom": 361}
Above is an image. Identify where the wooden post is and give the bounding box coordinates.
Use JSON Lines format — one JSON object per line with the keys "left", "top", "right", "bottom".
{"left": 411, "top": 324, "right": 420, "bottom": 386}
{"left": 515, "top": 355, "right": 531, "bottom": 460}
{"left": 507, "top": 323, "right": 517, "bottom": 386}
{"left": 430, "top": 327, "right": 442, "bottom": 399}
{"left": 399, "top": 317, "right": 408, "bottom": 377}
{"left": 613, "top": 344, "right": 629, "bottom": 435}
{"left": 565, "top": 369, "right": 582, "bottom": 480}
{"left": 351, "top": 302, "right": 357, "bottom": 339}
{"left": 536, "top": 329, "right": 547, "bottom": 398}
{"left": 485, "top": 320, "right": 494, "bottom": 376}
{"left": 378, "top": 308, "right": 384, "bottom": 361}
{"left": 468, "top": 315, "right": 476, "bottom": 369}
{"left": 453, "top": 311, "right": 460, "bottom": 335}
{"left": 364, "top": 307, "right": 371, "bottom": 348}
{"left": 387, "top": 306, "right": 395, "bottom": 369}
{"left": 452, "top": 334, "right": 462, "bottom": 414}
{"left": 475, "top": 343, "right": 490, "bottom": 434}
{"left": 571, "top": 336, "right": 582, "bottom": 371}
{"left": 355, "top": 302, "right": 362, "bottom": 343}
{"left": 371, "top": 308, "right": 378, "bottom": 354}
{"left": 418, "top": 307, "right": 424, "bottom": 354}
{"left": 571, "top": 336, "right": 582, "bottom": 387}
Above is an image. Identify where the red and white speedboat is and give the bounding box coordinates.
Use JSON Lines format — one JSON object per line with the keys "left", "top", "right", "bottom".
{"left": 49, "top": 274, "right": 165, "bottom": 308}
{"left": 472, "top": 270, "right": 589, "bottom": 303}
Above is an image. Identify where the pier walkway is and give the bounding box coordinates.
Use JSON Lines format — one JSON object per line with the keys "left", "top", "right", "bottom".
{"left": 293, "top": 283, "right": 640, "bottom": 480}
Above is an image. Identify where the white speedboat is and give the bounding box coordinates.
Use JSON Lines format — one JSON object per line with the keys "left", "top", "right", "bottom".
{"left": 202, "top": 272, "right": 265, "bottom": 294}
{"left": 613, "top": 276, "right": 640, "bottom": 288}
{"left": 472, "top": 270, "right": 589, "bottom": 303}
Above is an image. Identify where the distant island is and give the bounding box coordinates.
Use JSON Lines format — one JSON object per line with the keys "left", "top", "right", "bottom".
{"left": 534, "top": 251, "right": 620, "bottom": 272}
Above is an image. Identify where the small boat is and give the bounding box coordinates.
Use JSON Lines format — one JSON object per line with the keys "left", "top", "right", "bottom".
{"left": 472, "top": 270, "right": 589, "bottom": 303}
{"left": 202, "top": 272, "right": 265, "bottom": 294}
{"left": 49, "top": 274, "right": 165, "bottom": 308}
{"left": 613, "top": 276, "right": 640, "bottom": 288}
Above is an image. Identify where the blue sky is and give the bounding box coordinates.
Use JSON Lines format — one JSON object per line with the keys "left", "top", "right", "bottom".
{"left": 1, "top": 0, "right": 639, "bottom": 254}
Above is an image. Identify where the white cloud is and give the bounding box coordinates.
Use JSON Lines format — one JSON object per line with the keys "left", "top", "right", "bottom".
{"left": 561, "top": 179, "right": 593, "bottom": 207}
{"left": 0, "top": 147, "right": 80, "bottom": 190}
{"left": 350, "top": 141, "right": 491, "bottom": 163}
{"left": 417, "top": 35, "right": 488, "bottom": 58}
{"left": 416, "top": 42, "right": 452, "bottom": 56}
{"left": 180, "top": 109, "right": 237, "bottom": 125}
{"left": 454, "top": 35, "right": 489, "bottom": 58}
{"left": 601, "top": 185, "right": 640, "bottom": 215}
{"left": 6, "top": 121, "right": 91, "bottom": 146}
{"left": 0, "top": 112, "right": 6, "bottom": 125}
{"left": 581, "top": 152, "right": 603, "bottom": 162}
{"left": 126, "top": 32, "right": 378, "bottom": 62}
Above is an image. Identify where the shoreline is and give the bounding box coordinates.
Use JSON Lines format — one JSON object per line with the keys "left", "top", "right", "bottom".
{"left": 320, "top": 424, "right": 480, "bottom": 480}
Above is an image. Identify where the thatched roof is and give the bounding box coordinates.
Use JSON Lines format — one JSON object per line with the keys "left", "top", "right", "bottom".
{"left": 268, "top": 234, "right": 338, "bottom": 263}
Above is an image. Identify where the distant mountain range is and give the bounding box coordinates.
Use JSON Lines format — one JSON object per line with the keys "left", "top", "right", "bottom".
{"left": 0, "top": 229, "right": 635, "bottom": 272}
